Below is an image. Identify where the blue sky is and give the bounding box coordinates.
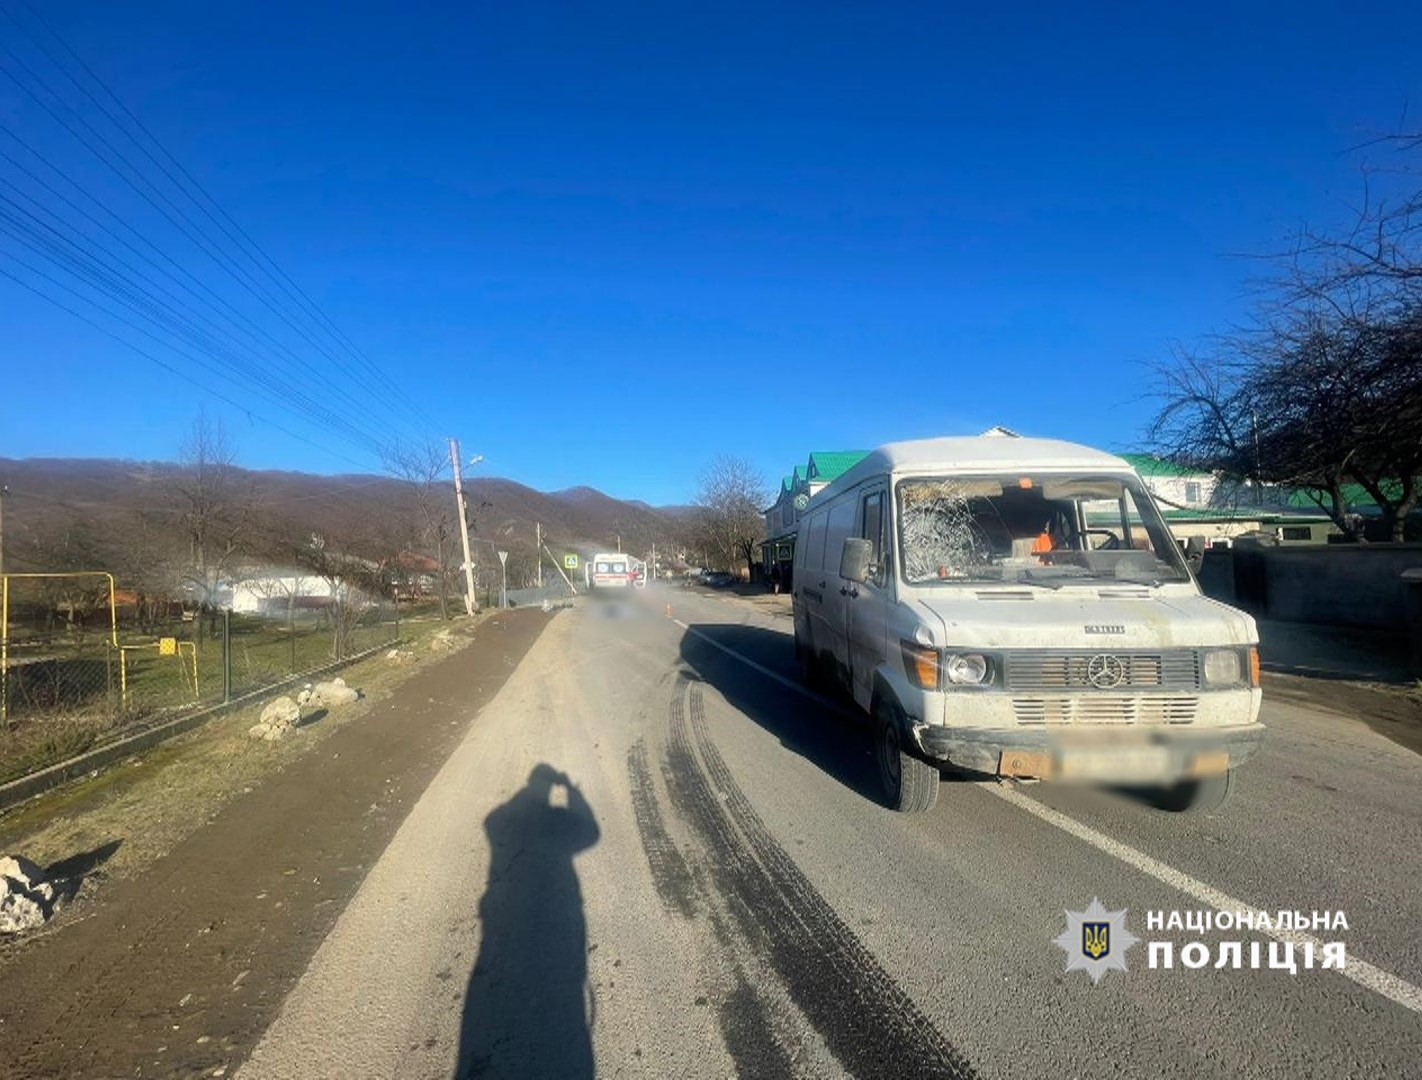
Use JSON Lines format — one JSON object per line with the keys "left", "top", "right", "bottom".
{"left": 1, "top": 1, "right": 1418, "bottom": 505}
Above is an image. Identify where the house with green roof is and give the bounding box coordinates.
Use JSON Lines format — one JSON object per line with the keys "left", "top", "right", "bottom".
{"left": 760, "top": 449, "right": 869, "bottom": 577}
{"left": 1120, "top": 453, "right": 1340, "bottom": 544}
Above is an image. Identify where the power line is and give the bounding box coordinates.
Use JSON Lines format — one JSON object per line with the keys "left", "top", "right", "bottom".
{"left": 0, "top": 51, "right": 405, "bottom": 444}
{"left": 9, "top": 0, "right": 438, "bottom": 434}
{"left": 0, "top": 257, "right": 371, "bottom": 470}
{"left": 0, "top": 131, "right": 403, "bottom": 442}
{"left": 0, "top": 199, "right": 389, "bottom": 452}
{"left": 5, "top": 0, "right": 440, "bottom": 433}
{"left": 0, "top": 16, "right": 436, "bottom": 456}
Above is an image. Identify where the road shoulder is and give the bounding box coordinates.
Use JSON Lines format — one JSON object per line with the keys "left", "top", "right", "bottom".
{"left": 0, "top": 607, "right": 555, "bottom": 1079}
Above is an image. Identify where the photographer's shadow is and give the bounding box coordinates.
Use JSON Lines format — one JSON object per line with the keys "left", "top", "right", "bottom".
{"left": 456, "top": 764, "right": 601, "bottom": 1079}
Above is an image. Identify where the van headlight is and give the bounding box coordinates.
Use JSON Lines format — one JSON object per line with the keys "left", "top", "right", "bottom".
{"left": 1202, "top": 649, "right": 1244, "bottom": 687}
{"left": 944, "top": 653, "right": 991, "bottom": 686}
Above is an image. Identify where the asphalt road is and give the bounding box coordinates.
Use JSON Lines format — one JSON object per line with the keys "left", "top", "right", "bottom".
{"left": 238, "top": 584, "right": 1422, "bottom": 1080}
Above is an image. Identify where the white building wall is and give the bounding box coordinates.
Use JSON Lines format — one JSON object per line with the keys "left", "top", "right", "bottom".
{"left": 231, "top": 574, "right": 338, "bottom": 614}
{"left": 1137, "top": 473, "right": 1218, "bottom": 509}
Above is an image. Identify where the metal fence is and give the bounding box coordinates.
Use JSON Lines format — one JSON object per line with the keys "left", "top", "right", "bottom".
{"left": 0, "top": 571, "right": 400, "bottom": 786}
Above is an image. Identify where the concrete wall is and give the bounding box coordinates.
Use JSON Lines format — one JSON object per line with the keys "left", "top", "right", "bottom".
{"left": 1199, "top": 543, "right": 1422, "bottom": 631}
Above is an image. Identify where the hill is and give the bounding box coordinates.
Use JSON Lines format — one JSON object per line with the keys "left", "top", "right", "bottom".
{"left": 0, "top": 457, "right": 693, "bottom": 582}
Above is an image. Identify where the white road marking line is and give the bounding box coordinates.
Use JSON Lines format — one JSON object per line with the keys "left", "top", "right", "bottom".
{"left": 986, "top": 783, "right": 1422, "bottom": 1015}
{"left": 675, "top": 620, "right": 827, "bottom": 699}
{"left": 674, "top": 617, "right": 1422, "bottom": 1018}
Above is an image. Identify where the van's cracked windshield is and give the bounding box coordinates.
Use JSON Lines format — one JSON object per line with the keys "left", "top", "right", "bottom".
{"left": 896, "top": 476, "right": 1192, "bottom": 585}
{"left": 0, "top": 4, "right": 1418, "bottom": 1079}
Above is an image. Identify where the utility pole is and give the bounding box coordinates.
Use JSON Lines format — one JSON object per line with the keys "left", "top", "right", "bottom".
{"left": 1252, "top": 410, "right": 1262, "bottom": 507}
{"left": 0, "top": 484, "right": 7, "bottom": 576}
{"left": 535, "top": 523, "right": 543, "bottom": 589}
{"left": 651, "top": 542, "right": 656, "bottom": 582}
{"left": 448, "top": 438, "right": 477, "bottom": 616}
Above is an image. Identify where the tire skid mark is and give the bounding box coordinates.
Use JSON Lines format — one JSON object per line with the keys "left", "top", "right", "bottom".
{"left": 668, "top": 683, "right": 978, "bottom": 1080}
{"left": 718, "top": 972, "right": 799, "bottom": 1080}
{"left": 627, "top": 736, "right": 698, "bottom": 918}
{"left": 665, "top": 675, "right": 815, "bottom": 1077}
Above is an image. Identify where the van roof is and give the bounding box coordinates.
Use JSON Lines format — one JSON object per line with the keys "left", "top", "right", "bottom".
{"left": 815, "top": 436, "right": 1133, "bottom": 501}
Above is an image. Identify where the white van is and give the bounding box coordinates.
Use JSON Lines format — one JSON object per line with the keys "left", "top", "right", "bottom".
{"left": 791, "top": 436, "right": 1264, "bottom": 814}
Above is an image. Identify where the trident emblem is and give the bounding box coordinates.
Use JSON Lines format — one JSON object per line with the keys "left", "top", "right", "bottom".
{"left": 1082, "top": 921, "right": 1110, "bottom": 960}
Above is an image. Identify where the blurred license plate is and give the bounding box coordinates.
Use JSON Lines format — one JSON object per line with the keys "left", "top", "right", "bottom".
{"left": 1057, "top": 746, "right": 1170, "bottom": 780}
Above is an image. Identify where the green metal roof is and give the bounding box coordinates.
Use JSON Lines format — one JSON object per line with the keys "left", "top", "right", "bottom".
{"left": 1157, "top": 508, "right": 1332, "bottom": 524}
{"left": 806, "top": 451, "right": 869, "bottom": 482}
{"left": 1283, "top": 483, "right": 1400, "bottom": 511}
{"left": 1120, "top": 453, "right": 1206, "bottom": 478}
{"left": 780, "top": 475, "right": 794, "bottom": 494}
{"left": 1087, "top": 508, "right": 1334, "bottom": 525}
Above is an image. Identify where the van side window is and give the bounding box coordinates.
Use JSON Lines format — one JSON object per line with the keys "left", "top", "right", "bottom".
{"left": 803, "top": 511, "right": 829, "bottom": 573}
{"left": 861, "top": 491, "right": 886, "bottom": 586}
{"left": 824, "top": 498, "right": 857, "bottom": 577}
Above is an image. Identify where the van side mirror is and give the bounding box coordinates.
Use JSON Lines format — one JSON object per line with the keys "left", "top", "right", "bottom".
{"left": 840, "top": 537, "right": 875, "bottom": 584}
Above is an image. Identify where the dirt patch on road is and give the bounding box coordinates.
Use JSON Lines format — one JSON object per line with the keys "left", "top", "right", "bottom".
{"left": 0, "top": 608, "right": 554, "bottom": 1079}
{"left": 1263, "top": 672, "right": 1422, "bottom": 757}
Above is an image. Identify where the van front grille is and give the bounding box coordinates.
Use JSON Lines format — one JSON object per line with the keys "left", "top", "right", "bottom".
{"left": 1003, "top": 650, "right": 1201, "bottom": 691}
{"left": 1012, "top": 696, "right": 1199, "bottom": 725}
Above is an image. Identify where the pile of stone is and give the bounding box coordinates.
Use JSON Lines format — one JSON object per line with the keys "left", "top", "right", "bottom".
{"left": 297, "top": 677, "right": 361, "bottom": 709}
{"left": 249, "top": 696, "right": 301, "bottom": 741}
{"left": 385, "top": 647, "right": 415, "bottom": 665}
{"left": 1, "top": 854, "right": 58, "bottom": 935}
{"left": 430, "top": 629, "right": 459, "bottom": 651}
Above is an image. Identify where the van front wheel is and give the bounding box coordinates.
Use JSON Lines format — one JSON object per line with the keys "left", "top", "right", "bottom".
{"left": 874, "top": 700, "right": 939, "bottom": 813}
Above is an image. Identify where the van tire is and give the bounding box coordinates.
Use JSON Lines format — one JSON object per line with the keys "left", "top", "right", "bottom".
{"left": 1156, "top": 769, "right": 1235, "bottom": 814}
{"left": 874, "top": 699, "right": 939, "bottom": 813}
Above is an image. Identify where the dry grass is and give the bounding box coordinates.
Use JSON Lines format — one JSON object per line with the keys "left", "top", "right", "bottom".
{"left": 0, "top": 610, "right": 403, "bottom": 784}
{"left": 0, "top": 614, "right": 484, "bottom": 907}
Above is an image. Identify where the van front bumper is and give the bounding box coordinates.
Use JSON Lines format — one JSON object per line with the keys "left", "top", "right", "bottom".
{"left": 913, "top": 722, "right": 1266, "bottom": 783}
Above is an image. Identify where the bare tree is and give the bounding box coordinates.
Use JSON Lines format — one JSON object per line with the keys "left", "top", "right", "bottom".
{"left": 113, "top": 506, "right": 186, "bottom": 629}
{"left": 1152, "top": 136, "right": 1422, "bottom": 542}
{"left": 381, "top": 439, "right": 456, "bottom": 619}
{"left": 1293, "top": 131, "right": 1422, "bottom": 296}
{"left": 260, "top": 521, "right": 383, "bottom": 662}
{"left": 10, "top": 513, "right": 111, "bottom": 634}
{"left": 694, "top": 456, "right": 768, "bottom": 577}
{"left": 171, "top": 411, "right": 252, "bottom": 634}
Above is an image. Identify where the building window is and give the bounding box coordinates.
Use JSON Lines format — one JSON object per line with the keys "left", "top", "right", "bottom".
{"left": 1184, "top": 482, "right": 1202, "bottom": 504}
